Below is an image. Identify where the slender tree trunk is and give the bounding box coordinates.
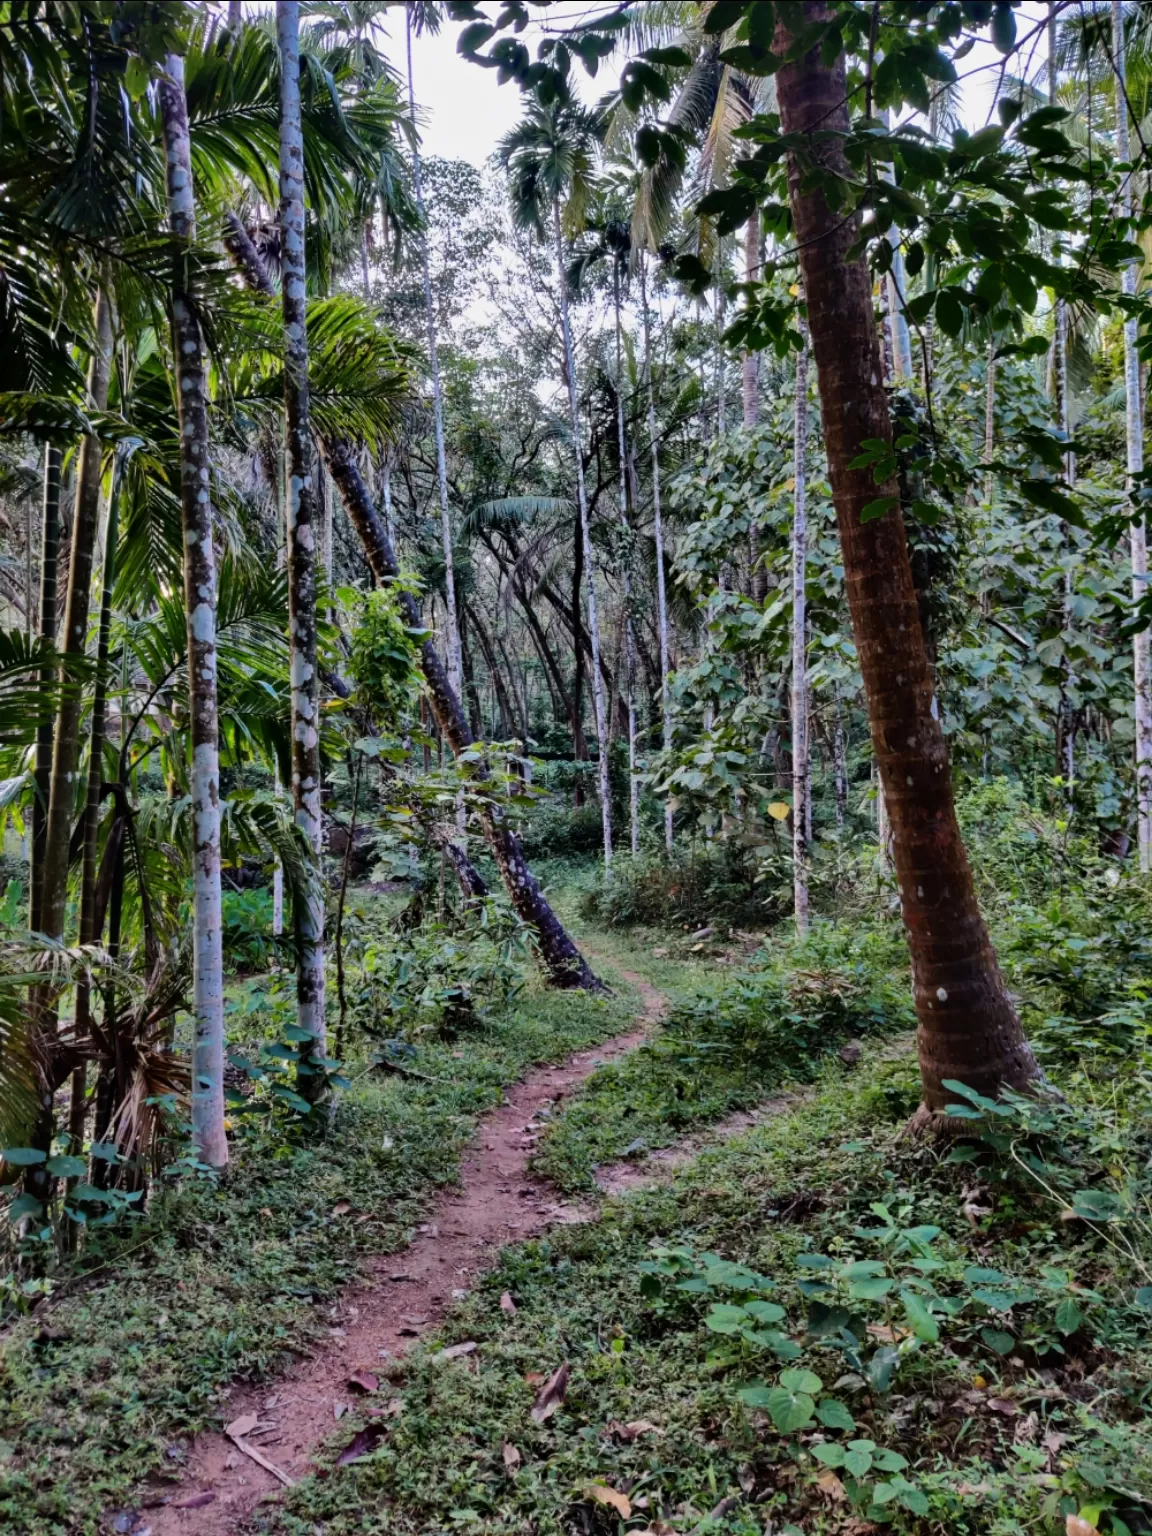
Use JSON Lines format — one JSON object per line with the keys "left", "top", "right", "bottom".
{"left": 405, "top": 4, "right": 463, "bottom": 704}
{"left": 30, "top": 445, "right": 61, "bottom": 933}
{"left": 570, "top": 502, "right": 587, "bottom": 806}
{"left": 554, "top": 201, "right": 612, "bottom": 868}
{"left": 1113, "top": 0, "right": 1152, "bottom": 871}
{"left": 278, "top": 0, "right": 327, "bottom": 1067}
{"left": 638, "top": 253, "right": 674, "bottom": 851}
{"left": 791, "top": 326, "right": 810, "bottom": 934}
{"left": 833, "top": 691, "right": 847, "bottom": 831}
{"left": 612, "top": 260, "right": 640, "bottom": 857}
{"left": 880, "top": 113, "right": 914, "bottom": 383}
{"left": 775, "top": 3, "right": 1039, "bottom": 1113}
{"left": 161, "top": 55, "right": 228, "bottom": 1168}
{"left": 741, "top": 211, "right": 760, "bottom": 427}
{"left": 324, "top": 441, "right": 600, "bottom": 986}
{"left": 714, "top": 238, "right": 727, "bottom": 437}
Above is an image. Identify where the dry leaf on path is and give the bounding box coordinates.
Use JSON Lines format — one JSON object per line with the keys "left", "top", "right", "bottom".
{"left": 330, "top": 1200, "right": 352, "bottom": 1217}
{"left": 434, "top": 1341, "right": 478, "bottom": 1362}
{"left": 607, "top": 1420, "right": 661, "bottom": 1442}
{"left": 502, "top": 1442, "right": 522, "bottom": 1473}
{"left": 585, "top": 1484, "right": 631, "bottom": 1517}
{"left": 530, "top": 1363, "right": 569, "bottom": 1423}
{"left": 816, "top": 1469, "right": 847, "bottom": 1501}
{"left": 1066, "top": 1520, "right": 1100, "bottom": 1536}
{"left": 336, "top": 1425, "right": 386, "bottom": 1466}
{"left": 347, "top": 1371, "right": 379, "bottom": 1394}
{"left": 225, "top": 1414, "right": 258, "bottom": 1440}
{"left": 500, "top": 1291, "right": 517, "bottom": 1315}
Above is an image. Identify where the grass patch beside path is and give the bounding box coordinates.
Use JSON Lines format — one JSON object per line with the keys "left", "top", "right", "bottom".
{"left": 0, "top": 979, "right": 633, "bottom": 1536}
{"left": 269, "top": 1043, "right": 1152, "bottom": 1536}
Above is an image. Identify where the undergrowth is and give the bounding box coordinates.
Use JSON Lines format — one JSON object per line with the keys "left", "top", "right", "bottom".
{"left": 268, "top": 1034, "right": 1152, "bottom": 1536}
{"left": 0, "top": 976, "right": 634, "bottom": 1535}
{"left": 534, "top": 923, "right": 915, "bottom": 1192}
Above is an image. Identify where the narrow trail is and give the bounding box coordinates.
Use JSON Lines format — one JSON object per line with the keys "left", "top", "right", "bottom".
{"left": 147, "top": 957, "right": 666, "bottom": 1536}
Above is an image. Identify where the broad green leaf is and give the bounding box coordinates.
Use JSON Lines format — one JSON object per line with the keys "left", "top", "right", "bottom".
{"left": 779, "top": 1368, "right": 822, "bottom": 1395}
{"left": 901, "top": 1291, "right": 939, "bottom": 1343}
{"left": 1054, "top": 1298, "right": 1082, "bottom": 1335}
{"left": 0, "top": 1147, "right": 45, "bottom": 1166}
{"left": 705, "top": 1303, "right": 748, "bottom": 1335}
{"left": 815, "top": 1397, "right": 855, "bottom": 1432}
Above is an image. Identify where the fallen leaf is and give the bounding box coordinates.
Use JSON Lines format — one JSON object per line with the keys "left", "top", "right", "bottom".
{"left": 174, "top": 1493, "right": 216, "bottom": 1510}
{"left": 530, "top": 1363, "right": 569, "bottom": 1424}
{"left": 956, "top": 1482, "right": 992, "bottom": 1497}
{"left": 503, "top": 1441, "right": 522, "bottom": 1473}
{"left": 500, "top": 1291, "right": 517, "bottom": 1315}
{"left": 524, "top": 1371, "right": 546, "bottom": 1386}
{"left": 1043, "top": 1429, "right": 1068, "bottom": 1458}
{"left": 347, "top": 1371, "right": 379, "bottom": 1395}
{"left": 434, "top": 1341, "right": 478, "bottom": 1362}
{"left": 258, "top": 1207, "right": 273, "bottom": 1218}
{"left": 816, "top": 1469, "right": 847, "bottom": 1502}
{"left": 225, "top": 1414, "right": 258, "bottom": 1440}
{"left": 987, "top": 1397, "right": 1019, "bottom": 1416}
{"left": 335, "top": 1425, "right": 386, "bottom": 1466}
{"left": 385, "top": 1398, "right": 404, "bottom": 1418}
{"left": 585, "top": 1484, "right": 631, "bottom": 1518}
{"left": 1067, "top": 1520, "right": 1100, "bottom": 1536}
{"left": 333, "top": 1402, "right": 348, "bottom": 1421}
{"left": 330, "top": 1200, "right": 352, "bottom": 1217}
{"left": 607, "top": 1419, "right": 662, "bottom": 1443}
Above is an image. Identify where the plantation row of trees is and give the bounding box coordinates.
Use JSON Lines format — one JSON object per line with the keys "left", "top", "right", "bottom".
{"left": 1, "top": 0, "right": 1151, "bottom": 1224}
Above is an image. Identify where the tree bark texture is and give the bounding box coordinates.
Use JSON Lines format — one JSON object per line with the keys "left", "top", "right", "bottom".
{"left": 612, "top": 260, "right": 640, "bottom": 857}
{"left": 554, "top": 199, "right": 613, "bottom": 868}
{"left": 638, "top": 254, "right": 674, "bottom": 850}
{"left": 161, "top": 53, "right": 228, "bottom": 1168}
{"left": 278, "top": 0, "right": 327, "bottom": 1057}
{"left": 774, "top": 3, "right": 1039, "bottom": 1109}
{"left": 1113, "top": 0, "right": 1152, "bottom": 872}
{"left": 791, "top": 327, "right": 810, "bottom": 934}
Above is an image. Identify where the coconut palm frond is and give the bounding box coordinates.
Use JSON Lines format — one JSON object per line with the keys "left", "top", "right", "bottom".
{"left": 463, "top": 496, "right": 575, "bottom": 537}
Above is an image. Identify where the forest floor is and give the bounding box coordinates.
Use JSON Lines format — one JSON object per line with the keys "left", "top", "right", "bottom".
{"left": 4, "top": 889, "right": 1152, "bottom": 1536}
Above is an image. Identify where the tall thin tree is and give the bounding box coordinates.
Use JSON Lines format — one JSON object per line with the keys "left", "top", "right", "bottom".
{"left": 277, "top": 0, "right": 327, "bottom": 1065}
{"left": 160, "top": 52, "right": 228, "bottom": 1168}
{"left": 638, "top": 252, "right": 674, "bottom": 851}
{"left": 791, "top": 324, "right": 811, "bottom": 934}
{"left": 1112, "top": 0, "right": 1152, "bottom": 872}
{"left": 405, "top": 1, "right": 463, "bottom": 703}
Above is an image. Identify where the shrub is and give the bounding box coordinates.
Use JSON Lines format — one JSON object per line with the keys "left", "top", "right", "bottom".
{"left": 578, "top": 842, "right": 790, "bottom": 932}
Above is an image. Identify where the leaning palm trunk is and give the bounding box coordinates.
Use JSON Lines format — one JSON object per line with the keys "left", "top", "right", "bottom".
{"left": 1112, "top": 0, "right": 1152, "bottom": 872}
{"left": 638, "top": 253, "right": 674, "bottom": 851}
{"left": 775, "top": 2, "right": 1040, "bottom": 1114}
{"left": 160, "top": 54, "right": 228, "bottom": 1168}
{"left": 405, "top": 2, "right": 462, "bottom": 701}
{"left": 612, "top": 258, "right": 640, "bottom": 856}
{"left": 791, "top": 326, "right": 810, "bottom": 934}
{"left": 222, "top": 215, "right": 600, "bottom": 988}
{"left": 278, "top": 0, "right": 327, "bottom": 1065}
{"left": 553, "top": 199, "right": 612, "bottom": 868}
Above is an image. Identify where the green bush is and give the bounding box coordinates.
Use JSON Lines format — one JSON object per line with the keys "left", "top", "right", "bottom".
{"left": 220, "top": 886, "right": 278, "bottom": 970}
{"left": 516, "top": 800, "right": 605, "bottom": 859}
{"left": 578, "top": 842, "right": 790, "bottom": 932}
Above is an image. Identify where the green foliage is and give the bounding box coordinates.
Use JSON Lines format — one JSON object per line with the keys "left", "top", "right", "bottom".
{"left": 579, "top": 842, "right": 790, "bottom": 933}
{"left": 346, "top": 579, "right": 425, "bottom": 726}
{"left": 219, "top": 886, "right": 278, "bottom": 971}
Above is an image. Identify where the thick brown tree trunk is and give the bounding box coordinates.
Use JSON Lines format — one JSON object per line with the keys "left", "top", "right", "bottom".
{"left": 774, "top": 3, "right": 1039, "bottom": 1113}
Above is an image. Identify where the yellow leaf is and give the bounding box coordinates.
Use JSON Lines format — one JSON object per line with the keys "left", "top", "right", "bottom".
{"left": 767, "top": 802, "right": 791, "bottom": 821}
{"left": 789, "top": 283, "right": 800, "bottom": 297}
{"left": 585, "top": 1484, "right": 632, "bottom": 1518}
{"left": 816, "top": 1469, "right": 847, "bottom": 1502}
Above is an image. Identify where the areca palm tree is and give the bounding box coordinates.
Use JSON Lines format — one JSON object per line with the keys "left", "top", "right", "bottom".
{"left": 498, "top": 99, "right": 615, "bottom": 870}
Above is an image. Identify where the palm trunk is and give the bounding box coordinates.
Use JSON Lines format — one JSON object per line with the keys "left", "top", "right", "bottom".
{"left": 638, "top": 253, "right": 674, "bottom": 851}
{"left": 405, "top": 3, "right": 463, "bottom": 702}
{"left": 775, "top": 3, "right": 1039, "bottom": 1113}
{"left": 278, "top": 0, "right": 327, "bottom": 1067}
{"left": 160, "top": 54, "right": 228, "bottom": 1168}
{"left": 612, "top": 260, "right": 640, "bottom": 857}
{"left": 791, "top": 326, "right": 810, "bottom": 934}
{"left": 30, "top": 445, "right": 61, "bottom": 933}
{"left": 554, "top": 200, "right": 612, "bottom": 868}
{"left": 714, "top": 238, "right": 727, "bottom": 437}
{"left": 1113, "top": 0, "right": 1152, "bottom": 871}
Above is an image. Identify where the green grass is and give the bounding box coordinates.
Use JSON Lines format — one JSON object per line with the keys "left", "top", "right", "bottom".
{"left": 0, "top": 977, "right": 634, "bottom": 1536}
{"left": 265, "top": 1043, "right": 1152, "bottom": 1536}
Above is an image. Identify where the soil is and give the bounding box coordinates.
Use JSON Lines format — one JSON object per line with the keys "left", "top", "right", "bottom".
{"left": 142, "top": 960, "right": 667, "bottom": 1536}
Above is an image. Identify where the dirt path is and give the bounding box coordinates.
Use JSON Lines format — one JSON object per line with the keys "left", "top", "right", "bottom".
{"left": 145, "top": 959, "right": 666, "bottom": 1536}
